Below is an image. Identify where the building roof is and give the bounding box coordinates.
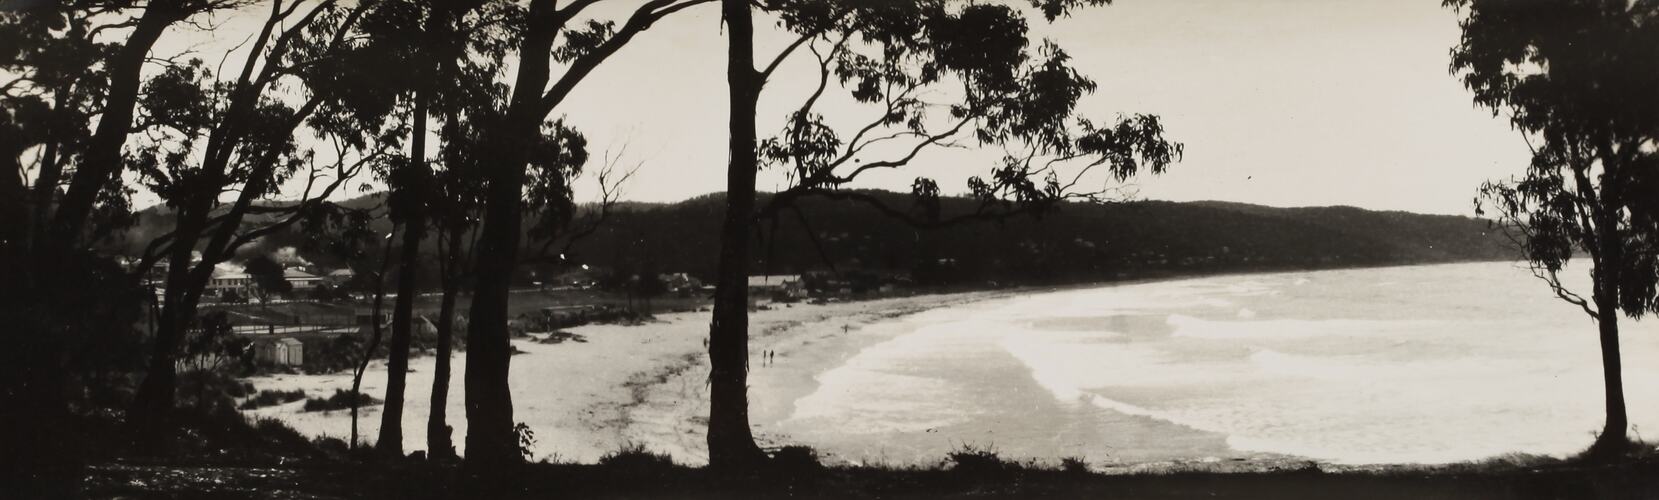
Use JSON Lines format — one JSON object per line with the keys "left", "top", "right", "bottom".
{"left": 276, "top": 338, "right": 303, "bottom": 346}
{"left": 283, "top": 269, "right": 321, "bottom": 280}
{"left": 747, "top": 275, "right": 801, "bottom": 287}
{"left": 327, "top": 269, "right": 355, "bottom": 277}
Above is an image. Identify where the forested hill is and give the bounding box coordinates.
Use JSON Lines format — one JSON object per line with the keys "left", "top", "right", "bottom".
{"left": 114, "top": 190, "right": 1516, "bottom": 286}
{"left": 572, "top": 190, "right": 1516, "bottom": 285}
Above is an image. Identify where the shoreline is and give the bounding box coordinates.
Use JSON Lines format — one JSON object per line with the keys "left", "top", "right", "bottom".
{"left": 238, "top": 287, "right": 1022, "bottom": 464}
{"left": 242, "top": 259, "right": 1594, "bottom": 472}
{"left": 616, "top": 289, "right": 1020, "bottom": 466}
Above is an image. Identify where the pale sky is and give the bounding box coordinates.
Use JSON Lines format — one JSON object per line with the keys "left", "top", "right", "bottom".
{"left": 131, "top": 0, "right": 1529, "bottom": 216}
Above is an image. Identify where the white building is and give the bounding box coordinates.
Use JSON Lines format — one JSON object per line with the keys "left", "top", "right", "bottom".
{"left": 283, "top": 268, "right": 323, "bottom": 289}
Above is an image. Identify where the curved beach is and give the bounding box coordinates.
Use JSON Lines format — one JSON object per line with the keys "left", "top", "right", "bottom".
{"left": 246, "top": 262, "right": 1659, "bottom": 469}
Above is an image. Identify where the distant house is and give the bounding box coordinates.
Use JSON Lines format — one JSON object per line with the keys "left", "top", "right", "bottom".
{"left": 748, "top": 274, "right": 804, "bottom": 299}
{"left": 254, "top": 337, "right": 304, "bottom": 366}
{"left": 207, "top": 271, "right": 252, "bottom": 292}
{"left": 324, "top": 268, "right": 355, "bottom": 286}
{"left": 283, "top": 268, "right": 323, "bottom": 289}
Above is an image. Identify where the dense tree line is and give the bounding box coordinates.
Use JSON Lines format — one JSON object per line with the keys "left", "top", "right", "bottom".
{"left": 562, "top": 191, "right": 1518, "bottom": 286}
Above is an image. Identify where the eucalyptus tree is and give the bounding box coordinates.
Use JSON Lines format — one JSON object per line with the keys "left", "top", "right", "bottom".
{"left": 408, "top": 0, "right": 515, "bottom": 462}
{"left": 424, "top": 113, "right": 490, "bottom": 461}
{"left": 709, "top": 0, "right": 1180, "bottom": 467}
{"left": 124, "top": 0, "right": 378, "bottom": 434}
{"left": 336, "top": 0, "right": 446, "bottom": 458}
{"left": 1448, "top": 0, "right": 1659, "bottom": 460}
{"left": 1, "top": 0, "right": 243, "bottom": 250}
{"left": 440, "top": 0, "right": 711, "bottom": 467}
{"left": 0, "top": 0, "right": 236, "bottom": 438}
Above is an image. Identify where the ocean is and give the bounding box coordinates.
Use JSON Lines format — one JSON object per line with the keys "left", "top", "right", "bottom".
{"left": 773, "top": 262, "right": 1659, "bottom": 466}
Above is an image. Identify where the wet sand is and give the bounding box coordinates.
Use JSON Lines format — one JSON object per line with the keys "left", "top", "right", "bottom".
{"left": 242, "top": 290, "right": 1012, "bottom": 464}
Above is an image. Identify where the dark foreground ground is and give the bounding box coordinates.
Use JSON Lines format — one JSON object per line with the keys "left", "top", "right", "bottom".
{"left": 8, "top": 454, "right": 1655, "bottom": 500}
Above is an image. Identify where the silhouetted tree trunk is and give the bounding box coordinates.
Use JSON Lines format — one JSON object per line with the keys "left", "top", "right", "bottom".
{"left": 126, "top": 2, "right": 364, "bottom": 435}
{"left": 0, "top": 132, "right": 26, "bottom": 247}
{"left": 705, "top": 0, "right": 767, "bottom": 469}
{"left": 51, "top": 2, "right": 181, "bottom": 246}
{"left": 427, "top": 226, "right": 463, "bottom": 460}
{"left": 354, "top": 232, "right": 397, "bottom": 449}
{"left": 1593, "top": 305, "right": 1627, "bottom": 450}
{"left": 380, "top": 93, "right": 430, "bottom": 458}
{"left": 464, "top": 140, "right": 526, "bottom": 467}
{"left": 462, "top": 0, "right": 561, "bottom": 469}
{"left": 461, "top": 0, "right": 707, "bottom": 469}
{"left": 25, "top": 87, "right": 69, "bottom": 250}
{"left": 1589, "top": 220, "right": 1628, "bottom": 457}
{"left": 40, "top": 1, "right": 187, "bottom": 440}
{"left": 128, "top": 227, "right": 208, "bottom": 436}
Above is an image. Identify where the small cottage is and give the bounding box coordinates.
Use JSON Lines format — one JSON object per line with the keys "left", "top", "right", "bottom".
{"left": 254, "top": 337, "right": 304, "bottom": 366}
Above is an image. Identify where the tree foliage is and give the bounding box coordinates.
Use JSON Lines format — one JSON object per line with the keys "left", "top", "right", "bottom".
{"left": 244, "top": 254, "right": 292, "bottom": 296}
{"left": 757, "top": 0, "right": 1181, "bottom": 226}
{"left": 1451, "top": 0, "right": 1659, "bottom": 319}
{"left": 1449, "top": 0, "right": 1659, "bottom": 458}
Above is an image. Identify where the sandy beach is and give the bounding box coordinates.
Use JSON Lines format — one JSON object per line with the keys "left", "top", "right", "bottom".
{"left": 243, "top": 263, "right": 1659, "bottom": 469}
{"left": 243, "top": 290, "right": 1008, "bottom": 464}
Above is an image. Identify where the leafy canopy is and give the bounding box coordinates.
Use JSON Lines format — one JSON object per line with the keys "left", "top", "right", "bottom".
{"left": 758, "top": 0, "right": 1179, "bottom": 224}
{"left": 1450, "top": 0, "right": 1659, "bottom": 317}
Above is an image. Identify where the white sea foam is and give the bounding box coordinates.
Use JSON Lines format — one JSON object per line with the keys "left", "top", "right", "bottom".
{"left": 1166, "top": 314, "right": 1441, "bottom": 340}
{"left": 783, "top": 262, "right": 1659, "bottom": 465}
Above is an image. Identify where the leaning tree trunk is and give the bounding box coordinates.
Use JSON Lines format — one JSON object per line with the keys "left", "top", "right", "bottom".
{"left": 51, "top": 4, "right": 177, "bottom": 246}
{"left": 705, "top": 0, "right": 768, "bottom": 470}
{"left": 378, "top": 93, "right": 430, "bottom": 458}
{"left": 127, "top": 206, "right": 212, "bottom": 437}
{"left": 353, "top": 228, "right": 398, "bottom": 449}
{"left": 127, "top": 286, "right": 194, "bottom": 436}
{"left": 427, "top": 228, "right": 462, "bottom": 460}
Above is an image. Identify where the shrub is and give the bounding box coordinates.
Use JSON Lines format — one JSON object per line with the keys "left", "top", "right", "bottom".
{"left": 238, "top": 389, "right": 306, "bottom": 410}
{"left": 515, "top": 422, "right": 537, "bottom": 461}
{"left": 537, "top": 330, "right": 587, "bottom": 344}
{"left": 252, "top": 417, "right": 310, "bottom": 446}
{"left": 769, "top": 445, "right": 824, "bottom": 475}
{"left": 165, "top": 405, "right": 319, "bottom": 459}
{"left": 599, "top": 442, "right": 675, "bottom": 473}
{"left": 1059, "top": 456, "right": 1090, "bottom": 474}
{"left": 946, "top": 443, "right": 1019, "bottom": 477}
{"left": 302, "top": 389, "right": 379, "bottom": 412}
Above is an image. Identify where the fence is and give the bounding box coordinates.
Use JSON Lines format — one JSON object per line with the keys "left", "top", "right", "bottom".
{"left": 228, "top": 323, "right": 356, "bottom": 336}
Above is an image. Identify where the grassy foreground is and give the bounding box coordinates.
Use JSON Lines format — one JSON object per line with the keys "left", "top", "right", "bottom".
{"left": 13, "top": 446, "right": 1655, "bottom": 500}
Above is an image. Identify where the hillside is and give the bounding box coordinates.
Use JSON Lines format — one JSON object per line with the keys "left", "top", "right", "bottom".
{"left": 111, "top": 190, "right": 1516, "bottom": 287}
{"left": 571, "top": 191, "right": 1515, "bottom": 286}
